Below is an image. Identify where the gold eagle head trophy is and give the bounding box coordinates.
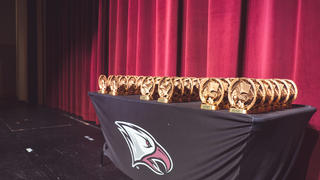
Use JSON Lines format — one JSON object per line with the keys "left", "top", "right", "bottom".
{"left": 98, "top": 74, "right": 108, "bottom": 94}
{"left": 285, "top": 79, "right": 298, "bottom": 105}
{"left": 140, "top": 76, "right": 160, "bottom": 100}
{"left": 158, "top": 77, "right": 184, "bottom": 103}
{"left": 109, "top": 75, "right": 118, "bottom": 96}
{"left": 97, "top": 74, "right": 298, "bottom": 114}
{"left": 190, "top": 78, "right": 201, "bottom": 101}
{"left": 228, "top": 78, "right": 257, "bottom": 113}
{"left": 158, "top": 77, "right": 174, "bottom": 103}
{"left": 199, "top": 78, "right": 225, "bottom": 110}
{"left": 127, "top": 76, "right": 140, "bottom": 95}
{"left": 182, "top": 77, "right": 193, "bottom": 102}
{"left": 109, "top": 75, "right": 128, "bottom": 96}
{"left": 136, "top": 76, "right": 146, "bottom": 95}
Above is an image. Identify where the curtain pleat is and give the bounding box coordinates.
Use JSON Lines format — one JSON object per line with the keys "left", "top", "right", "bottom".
{"left": 108, "top": 0, "right": 179, "bottom": 76}
{"left": 45, "top": 1, "right": 320, "bottom": 178}
{"left": 154, "top": 0, "right": 178, "bottom": 76}
{"left": 206, "top": 0, "right": 242, "bottom": 77}
{"left": 45, "top": 0, "right": 102, "bottom": 122}
{"left": 45, "top": 0, "right": 320, "bottom": 127}
{"left": 45, "top": 0, "right": 320, "bottom": 128}
{"left": 125, "top": 0, "right": 138, "bottom": 75}
{"left": 243, "top": 0, "right": 298, "bottom": 78}
{"left": 241, "top": 0, "right": 320, "bottom": 130}
{"left": 294, "top": 0, "right": 320, "bottom": 131}
{"left": 181, "top": 0, "right": 208, "bottom": 77}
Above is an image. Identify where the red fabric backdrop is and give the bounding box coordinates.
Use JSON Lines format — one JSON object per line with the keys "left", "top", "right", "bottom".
{"left": 45, "top": 0, "right": 320, "bottom": 179}
{"left": 107, "top": 0, "right": 320, "bottom": 129}
{"left": 46, "top": 0, "right": 108, "bottom": 121}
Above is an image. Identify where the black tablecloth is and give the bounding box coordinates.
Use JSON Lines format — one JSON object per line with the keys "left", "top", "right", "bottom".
{"left": 89, "top": 92, "right": 316, "bottom": 180}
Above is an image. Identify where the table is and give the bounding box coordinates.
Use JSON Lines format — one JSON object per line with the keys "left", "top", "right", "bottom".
{"left": 89, "top": 92, "right": 316, "bottom": 180}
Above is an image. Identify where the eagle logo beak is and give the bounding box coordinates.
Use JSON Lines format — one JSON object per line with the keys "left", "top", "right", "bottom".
{"left": 115, "top": 121, "right": 173, "bottom": 175}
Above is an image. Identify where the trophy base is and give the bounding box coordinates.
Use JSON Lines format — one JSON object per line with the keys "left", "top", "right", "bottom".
{"left": 158, "top": 97, "right": 169, "bottom": 103}
{"left": 110, "top": 91, "right": 117, "bottom": 96}
{"left": 201, "top": 104, "right": 218, "bottom": 110}
{"left": 263, "top": 106, "right": 273, "bottom": 112}
{"left": 229, "top": 108, "right": 247, "bottom": 114}
{"left": 98, "top": 90, "right": 108, "bottom": 94}
{"left": 140, "top": 95, "right": 150, "bottom": 101}
{"left": 283, "top": 104, "right": 292, "bottom": 109}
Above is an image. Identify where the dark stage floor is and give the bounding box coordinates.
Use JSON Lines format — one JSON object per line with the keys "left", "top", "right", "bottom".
{"left": 0, "top": 100, "right": 131, "bottom": 180}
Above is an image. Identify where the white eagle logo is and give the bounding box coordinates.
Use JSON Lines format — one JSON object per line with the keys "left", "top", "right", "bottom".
{"left": 115, "top": 121, "right": 173, "bottom": 175}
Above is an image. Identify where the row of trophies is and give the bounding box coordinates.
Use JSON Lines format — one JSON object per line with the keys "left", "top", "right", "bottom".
{"left": 98, "top": 75, "right": 298, "bottom": 114}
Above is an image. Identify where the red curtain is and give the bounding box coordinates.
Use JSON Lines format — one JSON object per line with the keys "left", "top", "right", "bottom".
{"left": 108, "top": 0, "right": 242, "bottom": 77}
{"left": 45, "top": 0, "right": 108, "bottom": 122}
{"left": 45, "top": 0, "right": 320, "bottom": 179}
{"left": 45, "top": 0, "right": 320, "bottom": 128}
{"left": 108, "top": 0, "right": 320, "bottom": 128}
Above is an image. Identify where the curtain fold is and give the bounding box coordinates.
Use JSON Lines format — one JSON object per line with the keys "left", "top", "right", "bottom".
{"left": 45, "top": 0, "right": 320, "bottom": 178}
{"left": 108, "top": 0, "right": 179, "bottom": 76}
{"left": 206, "top": 0, "right": 242, "bottom": 77}
{"left": 45, "top": 0, "right": 320, "bottom": 138}
{"left": 45, "top": 0, "right": 320, "bottom": 132}
{"left": 45, "top": 0, "right": 105, "bottom": 122}
{"left": 181, "top": 0, "right": 209, "bottom": 77}
{"left": 242, "top": 0, "right": 320, "bottom": 130}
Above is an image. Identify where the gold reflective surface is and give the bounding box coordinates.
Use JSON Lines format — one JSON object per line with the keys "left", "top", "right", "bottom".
{"left": 141, "top": 77, "right": 155, "bottom": 97}
{"left": 98, "top": 75, "right": 108, "bottom": 94}
{"left": 199, "top": 78, "right": 224, "bottom": 109}
{"left": 190, "top": 78, "right": 201, "bottom": 101}
{"left": 127, "top": 76, "right": 140, "bottom": 95}
{"left": 261, "top": 79, "right": 275, "bottom": 105}
{"left": 109, "top": 75, "right": 119, "bottom": 96}
{"left": 228, "top": 78, "right": 257, "bottom": 111}
{"left": 285, "top": 79, "right": 298, "bottom": 104}
{"left": 97, "top": 75, "right": 298, "bottom": 113}
{"left": 158, "top": 77, "right": 173, "bottom": 100}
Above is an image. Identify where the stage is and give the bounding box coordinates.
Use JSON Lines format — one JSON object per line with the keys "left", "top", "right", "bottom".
{"left": 0, "top": 100, "right": 131, "bottom": 180}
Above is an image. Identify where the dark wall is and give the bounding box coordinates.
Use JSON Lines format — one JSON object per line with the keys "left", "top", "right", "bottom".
{"left": 27, "top": 0, "right": 38, "bottom": 104}
{"left": 0, "top": 0, "right": 16, "bottom": 99}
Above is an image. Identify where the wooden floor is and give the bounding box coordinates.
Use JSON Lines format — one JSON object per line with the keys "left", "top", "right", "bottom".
{"left": 0, "top": 100, "right": 131, "bottom": 180}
